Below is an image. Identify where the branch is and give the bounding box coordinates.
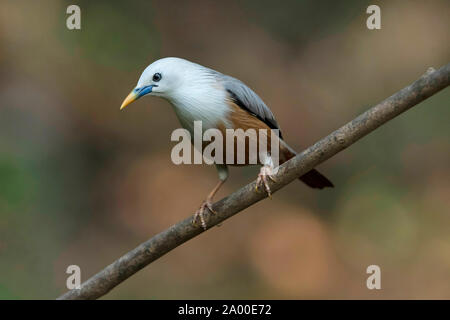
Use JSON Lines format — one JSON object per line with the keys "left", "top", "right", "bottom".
{"left": 58, "top": 64, "right": 450, "bottom": 300}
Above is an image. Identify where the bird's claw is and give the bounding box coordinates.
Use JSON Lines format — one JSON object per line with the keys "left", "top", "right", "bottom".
{"left": 256, "top": 165, "right": 276, "bottom": 198}
{"left": 192, "top": 200, "right": 216, "bottom": 230}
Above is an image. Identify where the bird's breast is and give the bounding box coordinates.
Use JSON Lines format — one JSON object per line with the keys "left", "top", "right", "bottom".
{"left": 169, "top": 90, "right": 231, "bottom": 135}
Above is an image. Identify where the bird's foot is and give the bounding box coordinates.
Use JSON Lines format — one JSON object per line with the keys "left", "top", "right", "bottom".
{"left": 192, "top": 199, "right": 216, "bottom": 230}
{"left": 255, "top": 165, "right": 277, "bottom": 198}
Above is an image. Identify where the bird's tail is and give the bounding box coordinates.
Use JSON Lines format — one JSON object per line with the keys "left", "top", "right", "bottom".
{"left": 298, "top": 168, "right": 334, "bottom": 189}
{"left": 281, "top": 143, "right": 334, "bottom": 189}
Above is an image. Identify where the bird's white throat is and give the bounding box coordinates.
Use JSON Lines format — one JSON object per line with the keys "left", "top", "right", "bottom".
{"left": 167, "top": 83, "right": 231, "bottom": 135}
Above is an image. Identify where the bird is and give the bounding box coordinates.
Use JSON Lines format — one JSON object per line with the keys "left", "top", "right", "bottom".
{"left": 120, "top": 57, "right": 333, "bottom": 229}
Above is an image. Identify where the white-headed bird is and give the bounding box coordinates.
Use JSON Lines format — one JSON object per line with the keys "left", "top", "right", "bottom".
{"left": 121, "top": 57, "right": 333, "bottom": 229}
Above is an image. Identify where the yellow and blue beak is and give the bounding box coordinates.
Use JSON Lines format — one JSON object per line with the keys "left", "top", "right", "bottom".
{"left": 120, "top": 85, "right": 155, "bottom": 110}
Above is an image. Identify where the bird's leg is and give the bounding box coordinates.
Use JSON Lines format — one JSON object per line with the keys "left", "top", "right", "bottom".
{"left": 193, "top": 179, "right": 225, "bottom": 229}
{"left": 193, "top": 164, "right": 228, "bottom": 230}
{"left": 255, "top": 156, "right": 277, "bottom": 198}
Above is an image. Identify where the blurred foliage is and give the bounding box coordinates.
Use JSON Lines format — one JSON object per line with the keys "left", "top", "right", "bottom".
{"left": 58, "top": 0, "right": 160, "bottom": 69}
{"left": 242, "top": 0, "right": 371, "bottom": 45}
{"left": 0, "top": 0, "right": 449, "bottom": 299}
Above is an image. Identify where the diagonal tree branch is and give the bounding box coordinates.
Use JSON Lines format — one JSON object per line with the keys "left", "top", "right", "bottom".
{"left": 58, "top": 63, "right": 450, "bottom": 300}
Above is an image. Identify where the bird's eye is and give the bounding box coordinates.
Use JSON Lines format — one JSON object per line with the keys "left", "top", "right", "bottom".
{"left": 152, "top": 73, "right": 162, "bottom": 82}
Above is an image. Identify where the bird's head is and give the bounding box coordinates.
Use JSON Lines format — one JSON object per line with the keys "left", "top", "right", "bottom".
{"left": 120, "top": 57, "right": 207, "bottom": 110}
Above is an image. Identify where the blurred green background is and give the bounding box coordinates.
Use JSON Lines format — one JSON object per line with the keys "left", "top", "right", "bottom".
{"left": 0, "top": 0, "right": 449, "bottom": 299}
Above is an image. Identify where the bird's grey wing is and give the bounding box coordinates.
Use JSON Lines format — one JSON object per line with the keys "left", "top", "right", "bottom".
{"left": 220, "top": 75, "right": 283, "bottom": 138}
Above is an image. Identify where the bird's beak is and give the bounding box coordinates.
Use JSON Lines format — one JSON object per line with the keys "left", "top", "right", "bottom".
{"left": 120, "top": 85, "right": 155, "bottom": 110}
{"left": 120, "top": 91, "right": 138, "bottom": 110}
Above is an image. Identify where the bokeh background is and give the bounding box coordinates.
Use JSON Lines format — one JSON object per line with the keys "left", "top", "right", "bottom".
{"left": 0, "top": 0, "right": 449, "bottom": 299}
